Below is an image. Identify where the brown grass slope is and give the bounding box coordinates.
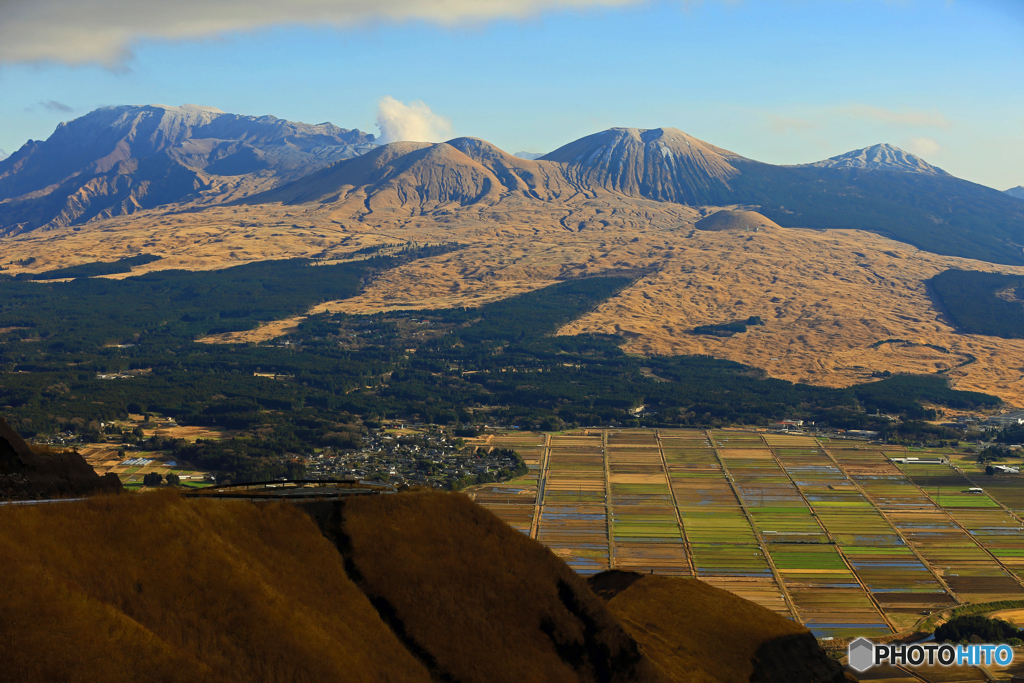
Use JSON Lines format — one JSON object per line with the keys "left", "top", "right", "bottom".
{"left": 694, "top": 209, "right": 779, "bottom": 232}
{"left": 331, "top": 490, "right": 668, "bottom": 683}
{"left": 0, "top": 485, "right": 855, "bottom": 683}
{"left": 250, "top": 137, "right": 575, "bottom": 214}
{"left": 600, "top": 574, "right": 849, "bottom": 683}
{"left": 0, "top": 492, "right": 432, "bottom": 683}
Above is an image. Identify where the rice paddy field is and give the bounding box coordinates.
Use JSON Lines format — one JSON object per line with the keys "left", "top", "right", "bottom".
{"left": 470, "top": 429, "right": 1024, "bottom": 642}
{"left": 79, "top": 444, "right": 214, "bottom": 488}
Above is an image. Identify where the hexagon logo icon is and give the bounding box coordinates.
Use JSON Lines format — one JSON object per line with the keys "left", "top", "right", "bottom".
{"left": 848, "top": 637, "right": 875, "bottom": 672}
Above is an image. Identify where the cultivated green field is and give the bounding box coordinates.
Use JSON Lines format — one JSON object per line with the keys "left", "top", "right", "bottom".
{"left": 469, "top": 429, "right": 1024, "bottom": 640}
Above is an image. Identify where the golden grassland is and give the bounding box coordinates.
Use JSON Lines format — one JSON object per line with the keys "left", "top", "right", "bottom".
{"left": 337, "top": 490, "right": 666, "bottom": 683}
{"left": 6, "top": 194, "right": 1024, "bottom": 405}
{"left": 0, "top": 492, "right": 432, "bottom": 683}
{"left": 606, "top": 576, "right": 811, "bottom": 683}
{"left": 0, "top": 487, "right": 857, "bottom": 683}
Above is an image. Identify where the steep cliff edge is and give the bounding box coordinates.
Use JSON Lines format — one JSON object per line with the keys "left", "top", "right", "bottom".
{"left": 0, "top": 416, "right": 121, "bottom": 499}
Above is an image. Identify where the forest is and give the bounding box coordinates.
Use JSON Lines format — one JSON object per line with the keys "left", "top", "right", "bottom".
{"left": 0, "top": 254, "right": 1001, "bottom": 482}
{"left": 929, "top": 269, "right": 1024, "bottom": 338}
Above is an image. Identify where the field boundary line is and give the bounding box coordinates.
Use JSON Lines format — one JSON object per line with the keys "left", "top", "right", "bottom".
{"left": 656, "top": 429, "right": 695, "bottom": 577}
{"left": 712, "top": 435, "right": 801, "bottom": 623}
{"left": 910, "top": 483, "right": 1024, "bottom": 594}
{"left": 604, "top": 429, "right": 615, "bottom": 570}
{"left": 822, "top": 448, "right": 964, "bottom": 607}
{"left": 529, "top": 432, "right": 551, "bottom": 540}
{"left": 953, "top": 465, "right": 1024, "bottom": 527}
{"left": 769, "top": 447, "right": 899, "bottom": 633}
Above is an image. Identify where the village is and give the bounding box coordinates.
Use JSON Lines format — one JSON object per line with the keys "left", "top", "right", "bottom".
{"left": 303, "top": 426, "right": 526, "bottom": 489}
{"left": 43, "top": 417, "right": 525, "bottom": 491}
{"left": 29, "top": 406, "right": 1024, "bottom": 492}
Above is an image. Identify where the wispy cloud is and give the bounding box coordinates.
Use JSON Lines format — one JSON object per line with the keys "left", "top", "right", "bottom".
{"left": 840, "top": 104, "right": 950, "bottom": 129}
{"left": 40, "top": 100, "right": 74, "bottom": 113}
{"left": 375, "top": 97, "right": 452, "bottom": 144}
{"left": 0, "top": 0, "right": 646, "bottom": 66}
{"left": 767, "top": 114, "right": 818, "bottom": 134}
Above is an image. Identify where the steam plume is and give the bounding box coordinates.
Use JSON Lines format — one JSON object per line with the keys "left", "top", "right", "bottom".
{"left": 375, "top": 96, "right": 452, "bottom": 144}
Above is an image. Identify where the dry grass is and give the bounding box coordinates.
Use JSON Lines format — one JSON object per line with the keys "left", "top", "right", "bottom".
{"left": 4, "top": 190, "right": 1023, "bottom": 405}
{"left": 0, "top": 492, "right": 431, "bottom": 683}
{"left": 606, "top": 575, "right": 809, "bottom": 683}
{"left": 336, "top": 490, "right": 668, "bottom": 683}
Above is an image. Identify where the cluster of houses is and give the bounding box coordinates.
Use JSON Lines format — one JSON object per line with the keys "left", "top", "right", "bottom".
{"left": 938, "top": 411, "right": 1024, "bottom": 433}
{"left": 303, "top": 427, "right": 517, "bottom": 489}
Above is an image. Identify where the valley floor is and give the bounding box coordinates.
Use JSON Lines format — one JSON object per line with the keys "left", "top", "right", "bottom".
{"left": 467, "top": 428, "right": 1024, "bottom": 650}
{"left": 6, "top": 197, "right": 1022, "bottom": 405}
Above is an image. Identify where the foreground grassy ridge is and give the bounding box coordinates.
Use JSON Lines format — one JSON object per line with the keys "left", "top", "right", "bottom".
{"left": 337, "top": 491, "right": 667, "bottom": 683}
{"left": 0, "top": 492, "right": 431, "bottom": 683}
{"left": 605, "top": 576, "right": 809, "bottom": 683}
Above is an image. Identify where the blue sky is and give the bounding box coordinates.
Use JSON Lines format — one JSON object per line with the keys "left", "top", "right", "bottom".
{"left": 1, "top": 0, "right": 1022, "bottom": 189}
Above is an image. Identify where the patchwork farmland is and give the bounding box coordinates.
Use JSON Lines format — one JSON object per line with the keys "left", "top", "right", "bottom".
{"left": 469, "top": 429, "right": 1024, "bottom": 640}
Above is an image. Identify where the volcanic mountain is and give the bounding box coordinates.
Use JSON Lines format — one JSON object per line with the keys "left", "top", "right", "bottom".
{"left": 0, "top": 104, "right": 375, "bottom": 235}
{"left": 802, "top": 142, "right": 948, "bottom": 175}
{"left": 254, "top": 128, "right": 1024, "bottom": 264}
{"left": 253, "top": 137, "right": 573, "bottom": 211}
{"left": 4, "top": 106, "right": 1024, "bottom": 265}
{"left": 539, "top": 127, "right": 744, "bottom": 204}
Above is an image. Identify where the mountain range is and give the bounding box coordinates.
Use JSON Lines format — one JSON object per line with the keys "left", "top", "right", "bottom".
{"left": 255, "top": 125, "right": 1024, "bottom": 265}
{"left": 0, "top": 104, "right": 375, "bottom": 236}
{"left": 2, "top": 104, "right": 1023, "bottom": 266}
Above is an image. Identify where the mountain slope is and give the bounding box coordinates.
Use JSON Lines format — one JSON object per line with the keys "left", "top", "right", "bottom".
{"left": 541, "top": 127, "right": 743, "bottom": 204}
{"left": 5, "top": 108, "right": 1024, "bottom": 266}
{"left": 1007, "top": 185, "right": 1024, "bottom": 200}
{"left": 803, "top": 143, "right": 948, "bottom": 175}
{"left": 0, "top": 416, "right": 121, "bottom": 499}
{"left": 256, "top": 127, "right": 1024, "bottom": 265}
{"left": 329, "top": 490, "right": 666, "bottom": 683}
{"left": 593, "top": 573, "right": 848, "bottom": 683}
{"left": 725, "top": 159, "right": 1024, "bottom": 265}
{"left": 0, "top": 492, "right": 433, "bottom": 683}
{"left": 0, "top": 104, "right": 375, "bottom": 235}
{"left": 0, "top": 488, "right": 668, "bottom": 683}
{"left": 252, "top": 137, "right": 573, "bottom": 211}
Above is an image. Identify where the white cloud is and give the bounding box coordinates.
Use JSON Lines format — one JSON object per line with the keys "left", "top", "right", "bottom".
{"left": 375, "top": 96, "right": 451, "bottom": 144}
{"left": 0, "top": 0, "right": 645, "bottom": 66}
{"left": 907, "top": 137, "right": 941, "bottom": 159}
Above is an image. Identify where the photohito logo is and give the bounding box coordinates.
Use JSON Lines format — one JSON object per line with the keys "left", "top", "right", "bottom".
{"left": 847, "top": 637, "right": 1014, "bottom": 672}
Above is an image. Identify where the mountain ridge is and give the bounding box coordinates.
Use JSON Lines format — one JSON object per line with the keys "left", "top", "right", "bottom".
{"left": 3, "top": 106, "right": 1024, "bottom": 266}
{"left": 803, "top": 142, "right": 948, "bottom": 175}
{"left": 0, "top": 484, "right": 850, "bottom": 682}
{"left": 0, "top": 104, "right": 376, "bottom": 235}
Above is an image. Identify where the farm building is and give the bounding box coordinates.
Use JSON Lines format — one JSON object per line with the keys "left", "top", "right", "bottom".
{"left": 888, "top": 456, "right": 949, "bottom": 465}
